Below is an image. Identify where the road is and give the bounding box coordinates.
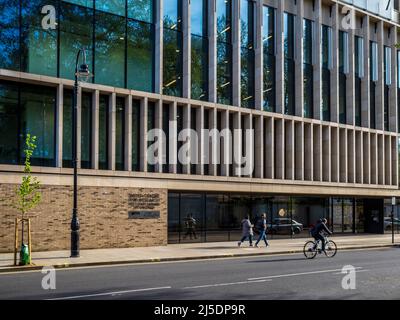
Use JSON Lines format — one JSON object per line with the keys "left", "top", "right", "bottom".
{"left": 0, "top": 247, "right": 399, "bottom": 300}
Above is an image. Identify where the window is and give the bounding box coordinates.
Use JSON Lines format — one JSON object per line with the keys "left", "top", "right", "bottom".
{"left": 355, "top": 36, "right": 364, "bottom": 126}
{"left": 384, "top": 46, "right": 391, "bottom": 131}
{"left": 115, "top": 97, "right": 125, "bottom": 171}
{"left": 0, "top": 0, "right": 20, "bottom": 71}
{"left": 163, "top": 0, "right": 183, "bottom": 97}
{"left": 284, "top": 13, "right": 295, "bottom": 115}
{"left": 303, "top": 19, "right": 313, "bottom": 118}
{"left": 370, "top": 41, "right": 378, "bottom": 129}
{"left": 191, "top": 0, "right": 208, "bottom": 101}
{"left": 339, "top": 31, "right": 348, "bottom": 124}
{"left": 21, "top": 0, "right": 58, "bottom": 77}
{"left": 132, "top": 100, "right": 141, "bottom": 171}
{"left": 263, "top": 6, "right": 275, "bottom": 112}
{"left": 147, "top": 102, "right": 156, "bottom": 172}
{"left": 127, "top": 0, "right": 155, "bottom": 93}
{"left": 95, "top": 11, "right": 126, "bottom": 87}
{"left": 0, "top": 81, "right": 56, "bottom": 167}
{"left": 240, "top": 0, "right": 255, "bottom": 108}
{"left": 99, "top": 95, "right": 109, "bottom": 170}
{"left": 81, "top": 92, "right": 92, "bottom": 169}
{"left": 216, "top": 0, "right": 233, "bottom": 105}
{"left": 59, "top": 1, "right": 94, "bottom": 81}
{"left": 321, "top": 25, "right": 332, "bottom": 121}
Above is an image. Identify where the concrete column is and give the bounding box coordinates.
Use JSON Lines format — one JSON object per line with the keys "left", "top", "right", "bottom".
{"left": 182, "top": 0, "right": 191, "bottom": 99}
{"left": 264, "top": 117, "right": 274, "bottom": 179}
{"left": 254, "top": 115, "right": 264, "bottom": 178}
{"left": 208, "top": 0, "right": 217, "bottom": 103}
{"left": 275, "top": 118, "right": 284, "bottom": 179}
{"left": 155, "top": 100, "right": 163, "bottom": 173}
{"left": 295, "top": 0, "right": 304, "bottom": 117}
{"left": 355, "top": 131, "right": 362, "bottom": 184}
{"left": 56, "top": 84, "right": 63, "bottom": 168}
{"left": 362, "top": 132, "right": 370, "bottom": 184}
{"left": 304, "top": 123, "right": 313, "bottom": 181}
{"left": 346, "top": 25, "right": 355, "bottom": 125}
{"left": 92, "top": 90, "right": 99, "bottom": 170}
{"left": 232, "top": 0, "right": 241, "bottom": 107}
{"left": 347, "top": 129, "right": 355, "bottom": 184}
{"left": 331, "top": 4, "right": 339, "bottom": 123}
{"left": 370, "top": 133, "right": 378, "bottom": 185}
{"left": 391, "top": 136, "right": 398, "bottom": 186}
{"left": 361, "top": 15, "right": 370, "bottom": 128}
{"left": 140, "top": 97, "right": 148, "bottom": 172}
{"left": 275, "top": 0, "right": 284, "bottom": 114}
{"left": 313, "top": 0, "right": 322, "bottom": 120}
{"left": 378, "top": 134, "right": 384, "bottom": 185}
{"left": 389, "top": 26, "right": 398, "bottom": 133}
{"left": 221, "top": 109, "right": 230, "bottom": 177}
{"left": 125, "top": 95, "right": 132, "bottom": 172}
{"left": 376, "top": 21, "right": 385, "bottom": 131}
{"left": 169, "top": 102, "right": 177, "bottom": 174}
{"left": 295, "top": 122, "right": 304, "bottom": 181}
{"left": 313, "top": 124, "right": 322, "bottom": 182}
{"left": 322, "top": 126, "right": 331, "bottom": 182}
{"left": 196, "top": 106, "right": 204, "bottom": 175}
{"left": 385, "top": 135, "right": 391, "bottom": 185}
{"left": 76, "top": 87, "right": 82, "bottom": 169}
{"left": 285, "top": 120, "right": 294, "bottom": 180}
{"left": 209, "top": 108, "right": 218, "bottom": 176}
{"left": 108, "top": 93, "right": 116, "bottom": 171}
{"left": 254, "top": 0, "right": 263, "bottom": 110}
{"left": 183, "top": 104, "right": 191, "bottom": 174}
{"left": 339, "top": 128, "right": 347, "bottom": 183}
{"left": 331, "top": 126, "right": 339, "bottom": 183}
{"left": 242, "top": 113, "right": 253, "bottom": 177}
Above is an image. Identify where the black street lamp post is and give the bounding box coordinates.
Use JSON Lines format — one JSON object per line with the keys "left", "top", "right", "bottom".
{"left": 71, "top": 48, "right": 92, "bottom": 258}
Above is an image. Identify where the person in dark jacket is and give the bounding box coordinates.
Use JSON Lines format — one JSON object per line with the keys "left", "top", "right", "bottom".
{"left": 255, "top": 213, "right": 269, "bottom": 248}
{"left": 311, "top": 218, "right": 332, "bottom": 252}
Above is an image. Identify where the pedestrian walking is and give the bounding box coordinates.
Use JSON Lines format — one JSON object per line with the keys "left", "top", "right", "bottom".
{"left": 255, "top": 213, "right": 269, "bottom": 248}
{"left": 238, "top": 215, "right": 254, "bottom": 247}
{"left": 183, "top": 214, "right": 197, "bottom": 240}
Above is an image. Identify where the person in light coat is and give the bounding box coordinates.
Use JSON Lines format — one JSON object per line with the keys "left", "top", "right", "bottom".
{"left": 238, "top": 215, "right": 254, "bottom": 247}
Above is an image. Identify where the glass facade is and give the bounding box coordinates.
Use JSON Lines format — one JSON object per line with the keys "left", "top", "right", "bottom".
{"left": 370, "top": 41, "right": 378, "bottom": 129}
{"left": 240, "top": 0, "right": 255, "bottom": 108}
{"left": 216, "top": 0, "right": 233, "bottom": 105}
{"left": 147, "top": 101, "right": 156, "bottom": 172}
{"left": 355, "top": 36, "right": 364, "bottom": 127}
{"left": 339, "top": 31, "right": 348, "bottom": 124}
{"left": 284, "top": 12, "right": 295, "bottom": 115}
{"left": 384, "top": 46, "right": 391, "bottom": 131}
{"left": 303, "top": 19, "right": 313, "bottom": 119}
{"left": 191, "top": 0, "right": 208, "bottom": 101}
{"left": 81, "top": 92, "right": 92, "bottom": 169}
{"left": 163, "top": 0, "right": 183, "bottom": 97}
{"left": 99, "top": 94, "right": 109, "bottom": 170}
{"left": 0, "top": 81, "right": 56, "bottom": 167}
{"left": 321, "top": 25, "right": 332, "bottom": 122}
{"left": 263, "top": 6, "right": 275, "bottom": 112}
{"left": 168, "top": 192, "right": 379, "bottom": 243}
{"left": 0, "top": 0, "right": 155, "bottom": 92}
{"left": 132, "top": 100, "right": 141, "bottom": 172}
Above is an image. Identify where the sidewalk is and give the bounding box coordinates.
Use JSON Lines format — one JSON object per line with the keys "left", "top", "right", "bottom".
{"left": 0, "top": 234, "right": 398, "bottom": 273}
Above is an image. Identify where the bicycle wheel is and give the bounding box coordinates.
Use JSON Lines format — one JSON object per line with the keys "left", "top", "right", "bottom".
{"left": 325, "top": 240, "right": 337, "bottom": 258}
{"left": 303, "top": 241, "right": 317, "bottom": 259}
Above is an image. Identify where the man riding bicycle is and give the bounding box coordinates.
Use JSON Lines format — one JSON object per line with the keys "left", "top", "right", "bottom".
{"left": 310, "top": 218, "right": 332, "bottom": 253}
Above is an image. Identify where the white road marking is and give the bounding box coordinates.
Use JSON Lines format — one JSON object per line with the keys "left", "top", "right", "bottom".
{"left": 183, "top": 279, "right": 271, "bottom": 290}
{"left": 332, "top": 269, "right": 369, "bottom": 275}
{"left": 248, "top": 267, "right": 363, "bottom": 281}
{"left": 47, "top": 286, "right": 172, "bottom": 300}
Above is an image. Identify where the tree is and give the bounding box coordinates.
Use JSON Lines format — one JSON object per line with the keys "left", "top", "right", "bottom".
{"left": 14, "top": 134, "right": 42, "bottom": 220}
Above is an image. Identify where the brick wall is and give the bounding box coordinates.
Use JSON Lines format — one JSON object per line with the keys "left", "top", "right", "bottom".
{"left": 0, "top": 184, "right": 168, "bottom": 253}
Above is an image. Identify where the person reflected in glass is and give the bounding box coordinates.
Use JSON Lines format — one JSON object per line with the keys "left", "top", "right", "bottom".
{"left": 255, "top": 213, "right": 269, "bottom": 248}
{"left": 238, "top": 215, "right": 254, "bottom": 247}
{"left": 183, "top": 214, "right": 197, "bottom": 240}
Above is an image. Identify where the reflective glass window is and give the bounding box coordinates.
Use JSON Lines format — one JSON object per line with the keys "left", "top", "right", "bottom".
{"left": 263, "top": 6, "right": 275, "bottom": 112}
{"left": 116, "top": 97, "right": 125, "bottom": 171}
{"left": 0, "top": 0, "right": 20, "bottom": 71}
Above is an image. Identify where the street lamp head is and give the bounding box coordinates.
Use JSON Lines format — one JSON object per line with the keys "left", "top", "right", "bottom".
{"left": 75, "top": 49, "right": 93, "bottom": 82}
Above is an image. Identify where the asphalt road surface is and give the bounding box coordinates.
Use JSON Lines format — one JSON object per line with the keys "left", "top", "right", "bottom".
{"left": 0, "top": 247, "right": 399, "bottom": 300}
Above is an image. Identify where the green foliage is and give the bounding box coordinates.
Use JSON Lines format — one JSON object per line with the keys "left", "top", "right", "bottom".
{"left": 14, "top": 134, "right": 42, "bottom": 219}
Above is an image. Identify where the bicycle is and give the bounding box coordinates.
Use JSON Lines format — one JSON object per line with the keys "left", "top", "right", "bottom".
{"left": 303, "top": 234, "right": 337, "bottom": 259}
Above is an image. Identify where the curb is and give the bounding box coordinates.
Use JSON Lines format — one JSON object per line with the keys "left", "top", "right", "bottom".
{"left": 0, "top": 244, "right": 397, "bottom": 274}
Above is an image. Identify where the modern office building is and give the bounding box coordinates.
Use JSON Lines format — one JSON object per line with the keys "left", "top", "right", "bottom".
{"left": 1, "top": 0, "right": 400, "bottom": 252}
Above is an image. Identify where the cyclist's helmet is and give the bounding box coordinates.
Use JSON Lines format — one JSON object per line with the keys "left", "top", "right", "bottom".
{"left": 321, "top": 218, "right": 327, "bottom": 224}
